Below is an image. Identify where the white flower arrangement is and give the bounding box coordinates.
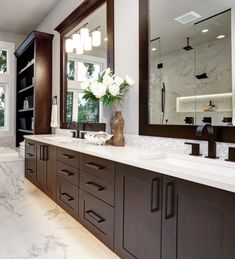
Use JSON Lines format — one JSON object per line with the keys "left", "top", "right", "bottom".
{"left": 81, "top": 68, "right": 134, "bottom": 107}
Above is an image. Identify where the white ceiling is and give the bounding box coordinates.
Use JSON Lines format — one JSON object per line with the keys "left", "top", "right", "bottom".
{"left": 0, "top": 0, "right": 60, "bottom": 34}
{"left": 150, "top": 0, "right": 235, "bottom": 54}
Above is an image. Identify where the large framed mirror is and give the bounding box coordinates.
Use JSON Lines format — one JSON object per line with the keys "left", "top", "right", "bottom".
{"left": 55, "top": 0, "right": 114, "bottom": 129}
{"left": 139, "top": 0, "right": 235, "bottom": 142}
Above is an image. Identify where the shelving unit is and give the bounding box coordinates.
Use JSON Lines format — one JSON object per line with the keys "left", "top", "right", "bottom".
{"left": 15, "top": 31, "right": 54, "bottom": 146}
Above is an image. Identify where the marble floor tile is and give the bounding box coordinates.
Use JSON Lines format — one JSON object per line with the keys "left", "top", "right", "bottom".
{"left": 0, "top": 161, "right": 120, "bottom": 259}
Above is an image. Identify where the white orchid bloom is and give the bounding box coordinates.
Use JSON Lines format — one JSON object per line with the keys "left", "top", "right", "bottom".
{"left": 90, "top": 81, "right": 107, "bottom": 98}
{"left": 80, "top": 81, "right": 90, "bottom": 90}
{"left": 125, "top": 75, "right": 135, "bottom": 86}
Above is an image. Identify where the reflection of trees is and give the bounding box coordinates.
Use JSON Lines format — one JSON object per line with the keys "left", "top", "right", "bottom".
{"left": 67, "top": 60, "right": 75, "bottom": 80}
{"left": 84, "top": 62, "right": 95, "bottom": 78}
{"left": 0, "top": 50, "right": 7, "bottom": 73}
{"left": 78, "top": 98, "right": 99, "bottom": 123}
{"left": 66, "top": 92, "right": 73, "bottom": 122}
{"left": 0, "top": 89, "right": 5, "bottom": 127}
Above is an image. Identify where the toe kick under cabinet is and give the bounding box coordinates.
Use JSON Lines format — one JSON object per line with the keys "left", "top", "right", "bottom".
{"left": 25, "top": 139, "right": 235, "bottom": 259}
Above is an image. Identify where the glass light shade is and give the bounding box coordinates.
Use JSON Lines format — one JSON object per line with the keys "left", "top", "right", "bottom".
{"left": 84, "top": 36, "right": 92, "bottom": 51}
{"left": 76, "top": 39, "right": 84, "bottom": 55}
{"left": 80, "top": 27, "right": 89, "bottom": 43}
{"left": 92, "top": 30, "right": 101, "bottom": 47}
{"left": 72, "top": 33, "right": 81, "bottom": 47}
{"left": 65, "top": 39, "right": 74, "bottom": 53}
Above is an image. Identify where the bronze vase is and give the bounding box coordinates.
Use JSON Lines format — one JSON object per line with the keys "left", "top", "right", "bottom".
{"left": 110, "top": 111, "right": 125, "bottom": 147}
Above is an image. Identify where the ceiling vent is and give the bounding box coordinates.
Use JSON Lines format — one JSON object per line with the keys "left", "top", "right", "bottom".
{"left": 174, "top": 11, "right": 201, "bottom": 24}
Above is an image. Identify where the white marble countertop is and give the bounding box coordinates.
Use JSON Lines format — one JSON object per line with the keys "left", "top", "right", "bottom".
{"left": 25, "top": 134, "right": 235, "bottom": 194}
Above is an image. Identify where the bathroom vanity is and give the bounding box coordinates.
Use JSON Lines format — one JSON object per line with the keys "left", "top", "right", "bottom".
{"left": 24, "top": 135, "right": 235, "bottom": 259}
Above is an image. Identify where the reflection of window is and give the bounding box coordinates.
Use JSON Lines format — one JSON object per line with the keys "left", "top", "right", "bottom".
{"left": 67, "top": 59, "right": 102, "bottom": 82}
{"left": 0, "top": 85, "right": 5, "bottom": 127}
{"left": 0, "top": 50, "right": 7, "bottom": 74}
{"left": 78, "top": 92, "right": 99, "bottom": 123}
{"left": 67, "top": 60, "right": 75, "bottom": 80}
{"left": 66, "top": 92, "right": 73, "bottom": 122}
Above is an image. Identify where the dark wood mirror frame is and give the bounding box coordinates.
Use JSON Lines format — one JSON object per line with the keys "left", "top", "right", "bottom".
{"left": 139, "top": 0, "right": 235, "bottom": 143}
{"left": 55, "top": 0, "right": 114, "bottom": 129}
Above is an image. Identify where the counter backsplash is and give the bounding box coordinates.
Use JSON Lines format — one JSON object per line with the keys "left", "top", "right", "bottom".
{"left": 55, "top": 129, "right": 235, "bottom": 160}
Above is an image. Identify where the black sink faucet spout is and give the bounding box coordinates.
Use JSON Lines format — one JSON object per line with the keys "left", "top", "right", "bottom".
{"left": 195, "top": 123, "right": 218, "bottom": 159}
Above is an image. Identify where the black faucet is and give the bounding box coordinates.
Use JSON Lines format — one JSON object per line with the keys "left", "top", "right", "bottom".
{"left": 195, "top": 123, "right": 218, "bottom": 159}
{"left": 68, "top": 121, "right": 85, "bottom": 138}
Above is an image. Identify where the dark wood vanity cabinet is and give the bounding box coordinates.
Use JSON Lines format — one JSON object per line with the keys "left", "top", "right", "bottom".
{"left": 162, "top": 176, "right": 235, "bottom": 259}
{"left": 115, "top": 163, "right": 162, "bottom": 259}
{"left": 25, "top": 139, "right": 235, "bottom": 259}
{"left": 25, "top": 140, "right": 56, "bottom": 200}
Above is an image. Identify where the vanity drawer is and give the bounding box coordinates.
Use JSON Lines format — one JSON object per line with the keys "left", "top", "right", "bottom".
{"left": 57, "top": 176, "right": 79, "bottom": 219}
{"left": 80, "top": 154, "right": 115, "bottom": 183}
{"left": 56, "top": 148, "right": 79, "bottom": 168}
{"left": 80, "top": 171, "right": 114, "bottom": 206}
{"left": 25, "top": 156, "right": 36, "bottom": 182}
{"left": 25, "top": 139, "right": 36, "bottom": 157}
{"left": 79, "top": 190, "right": 114, "bottom": 249}
{"left": 57, "top": 162, "right": 79, "bottom": 187}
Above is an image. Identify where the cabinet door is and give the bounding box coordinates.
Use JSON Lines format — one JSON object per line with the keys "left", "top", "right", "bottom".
{"left": 45, "top": 145, "right": 57, "bottom": 200}
{"left": 162, "top": 176, "right": 235, "bottom": 259}
{"left": 115, "top": 163, "right": 162, "bottom": 259}
{"left": 25, "top": 140, "right": 36, "bottom": 183}
{"left": 35, "top": 143, "right": 46, "bottom": 190}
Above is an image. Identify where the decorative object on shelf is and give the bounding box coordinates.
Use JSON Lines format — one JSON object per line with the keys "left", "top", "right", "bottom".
{"left": 50, "top": 96, "right": 58, "bottom": 128}
{"left": 85, "top": 131, "right": 112, "bottom": 145}
{"left": 23, "top": 97, "right": 29, "bottom": 110}
{"left": 81, "top": 68, "right": 134, "bottom": 147}
{"left": 31, "top": 118, "right": 34, "bottom": 131}
{"left": 65, "top": 23, "right": 102, "bottom": 54}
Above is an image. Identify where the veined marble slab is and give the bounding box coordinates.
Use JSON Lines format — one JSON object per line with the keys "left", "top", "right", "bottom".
{"left": 0, "top": 160, "right": 119, "bottom": 259}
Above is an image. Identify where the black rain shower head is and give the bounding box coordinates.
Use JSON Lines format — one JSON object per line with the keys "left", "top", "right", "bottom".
{"left": 183, "top": 37, "right": 193, "bottom": 51}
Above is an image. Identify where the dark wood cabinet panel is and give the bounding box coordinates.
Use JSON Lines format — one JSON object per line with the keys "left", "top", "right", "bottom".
{"left": 57, "top": 148, "right": 80, "bottom": 168}
{"left": 115, "top": 163, "right": 162, "bottom": 259}
{"left": 162, "top": 176, "right": 235, "bottom": 259}
{"left": 80, "top": 170, "right": 114, "bottom": 206}
{"left": 57, "top": 176, "right": 79, "bottom": 220}
{"left": 25, "top": 140, "right": 36, "bottom": 183}
{"left": 45, "top": 145, "right": 57, "bottom": 200}
{"left": 56, "top": 161, "right": 79, "bottom": 187}
{"left": 79, "top": 190, "right": 114, "bottom": 250}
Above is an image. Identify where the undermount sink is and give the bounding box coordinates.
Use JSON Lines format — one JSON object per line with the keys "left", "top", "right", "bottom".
{"left": 143, "top": 153, "right": 235, "bottom": 176}
{"left": 43, "top": 136, "right": 84, "bottom": 143}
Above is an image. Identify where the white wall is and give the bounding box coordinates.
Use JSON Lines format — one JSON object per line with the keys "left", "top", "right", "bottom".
{"left": 0, "top": 31, "right": 26, "bottom": 146}
{"left": 37, "top": 0, "right": 139, "bottom": 134}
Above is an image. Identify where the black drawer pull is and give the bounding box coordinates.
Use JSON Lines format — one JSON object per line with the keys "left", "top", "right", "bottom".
{"left": 85, "top": 162, "right": 104, "bottom": 170}
{"left": 60, "top": 192, "right": 74, "bottom": 202}
{"left": 165, "top": 182, "right": 175, "bottom": 219}
{"left": 26, "top": 169, "right": 33, "bottom": 174}
{"left": 150, "top": 178, "right": 160, "bottom": 213}
{"left": 27, "top": 143, "right": 34, "bottom": 146}
{"left": 26, "top": 153, "right": 34, "bottom": 157}
{"left": 59, "top": 169, "right": 74, "bottom": 176}
{"left": 60, "top": 154, "right": 74, "bottom": 159}
{"left": 86, "top": 210, "right": 105, "bottom": 223}
{"left": 85, "top": 181, "right": 105, "bottom": 192}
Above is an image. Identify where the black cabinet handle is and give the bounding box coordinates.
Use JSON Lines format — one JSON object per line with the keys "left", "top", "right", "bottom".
{"left": 40, "top": 145, "right": 43, "bottom": 160}
{"left": 60, "top": 192, "right": 74, "bottom": 202}
{"left": 85, "top": 181, "right": 105, "bottom": 192}
{"left": 165, "top": 182, "right": 175, "bottom": 219}
{"left": 85, "top": 162, "right": 104, "bottom": 170}
{"left": 43, "top": 146, "right": 48, "bottom": 161}
{"left": 150, "top": 178, "right": 160, "bottom": 212}
{"left": 59, "top": 169, "right": 74, "bottom": 176}
{"left": 86, "top": 210, "right": 104, "bottom": 223}
{"left": 60, "top": 154, "right": 74, "bottom": 159}
{"left": 27, "top": 143, "right": 34, "bottom": 146}
{"left": 26, "top": 153, "right": 34, "bottom": 157}
{"left": 26, "top": 168, "right": 33, "bottom": 174}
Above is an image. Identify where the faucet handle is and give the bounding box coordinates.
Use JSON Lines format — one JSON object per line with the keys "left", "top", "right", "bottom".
{"left": 185, "top": 142, "right": 202, "bottom": 156}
